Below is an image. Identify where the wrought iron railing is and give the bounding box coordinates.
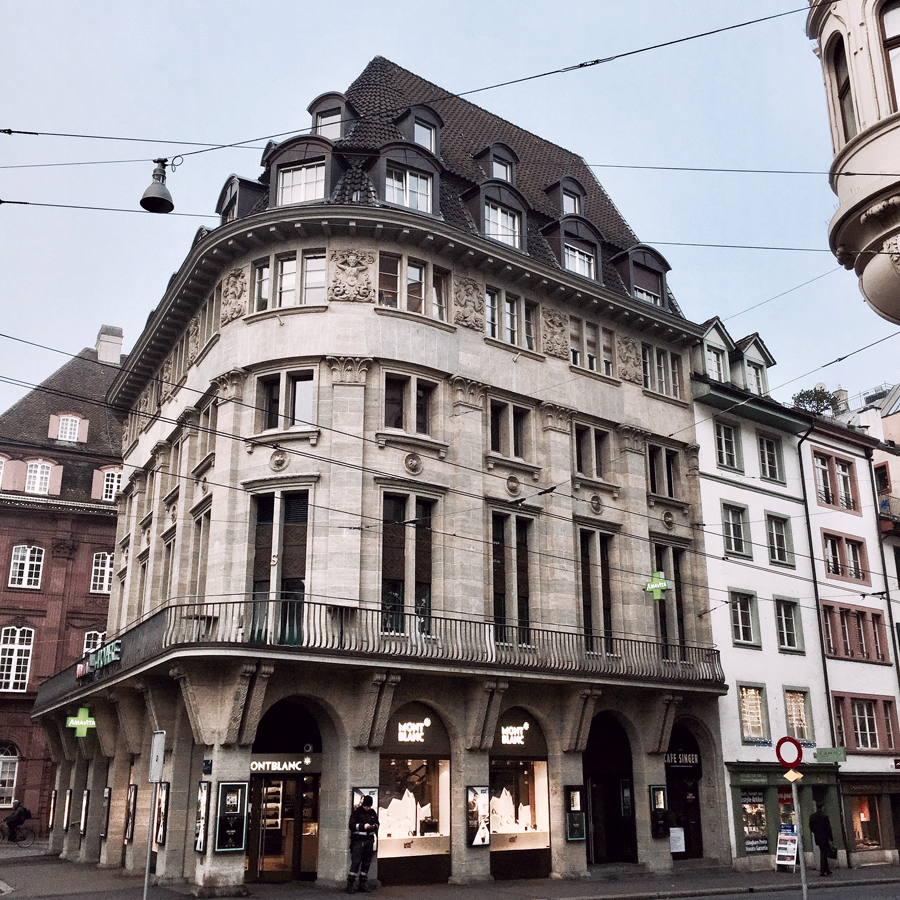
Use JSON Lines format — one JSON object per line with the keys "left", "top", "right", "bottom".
{"left": 34, "top": 598, "right": 725, "bottom": 712}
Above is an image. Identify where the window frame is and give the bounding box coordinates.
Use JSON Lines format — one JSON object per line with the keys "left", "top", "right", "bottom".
{"left": 706, "top": 344, "right": 726, "bottom": 382}
{"left": 573, "top": 422, "right": 609, "bottom": 482}
{"left": 641, "top": 344, "right": 682, "bottom": 398}
{"left": 385, "top": 165, "right": 433, "bottom": 213}
{"left": 722, "top": 502, "right": 751, "bottom": 558}
{"left": 255, "top": 369, "right": 319, "bottom": 435}
{"left": 738, "top": 682, "right": 771, "bottom": 744}
{"left": 484, "top": 200, "right": 522, "bottom": 249}
{"left": 883, "top": 0, "right": 900, "bottom": 112}
{"left": 821, "top": 602, "right": 890, "bottom": 661}
{"left": 57, "top": 415, "right": 80, "bottom": 442}
{"left": 784, "top": 687, "right": 814, "bottom": 743}
{"left": 765, "top": 513, "right": 795, "bottom": 567}
{"left": 775, "top": 597, "right": 804, "bottom": 653}
{"left": 83, "top": 630, "right": 107, "bottom": 655}
{"left": 8, "top": 545, "right": 44, "bottom": 589}
{"left": 647, "top": 444, "right": 680, "bottom": 499}
{"left": 102, "top": 469, "right": 123, "bottom": 502}
{"left": 0, "top": 627, "right": 34, "bottom": 692}
{"left": 381, "top": 371, "right": 440, "bottom": 439}
{"left": 730, "top": 590, "right": 761, "bottom": 648}
{"left": 821, "top": 530, "right": 870, "bottom": 585}
{"left": 490, "top": 509, "right": 534, "bottom": 646}
{"left": 277, "top": 161, "right": 326, "bottom": 206}
{"left": 757, "top": 433, "right": 784, "bottom": 483}
{"left": 833, "top": 693, "right": 899, "bottom": 751}
{"left": 377, "top": 253, "right": 448, "bottom": 321}
{"left": 484, "top": 286, "right": 537, "bottom": 350}
{"left": 714, "top": 419, "right": 743, "bottom": 471}
{"left": 812, "top": 449, "right": 860, "bottom": 513}
{"left": 488, "top": 398, "right": 533, "bottom": 461}
{"left": 90, "top": 551, "right": 114, "bottom": 594}
{"left": 25, "top": 460, "right": 53, "bottom": 495}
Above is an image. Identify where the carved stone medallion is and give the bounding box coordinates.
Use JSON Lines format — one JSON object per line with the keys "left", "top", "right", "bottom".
{"left": 270, "top": 449, "right": 288, "bottom": 472}
{"left": 404, "top": 453, "right": 423, "bottom": 475}
{"left": 506, "top": 475, "right": 522, "bottom": 496}
{"left": 220, "top": 269, "right": 248, "bottom": 326}
{"left": 540, "top": 309, "right": 568, "bottom": 359}
{"left": 328, "top": 249, "right": 376, "bottom": 303}
{"left": 453, "top": 276, "right": 484, "bottom": 330}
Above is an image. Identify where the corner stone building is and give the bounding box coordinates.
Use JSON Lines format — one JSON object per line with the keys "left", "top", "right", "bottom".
{"left": 34, "top": 58, "right": 728, "bottom": 888}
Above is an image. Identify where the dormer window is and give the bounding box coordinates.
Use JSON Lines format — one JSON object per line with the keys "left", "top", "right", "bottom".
{"left": 414, "top": 119, "right": 436, "bottom": 152}
{"left": 747, "top": 362, "right": 767, "bottom": 395}
{"left": 386, "top": 167, "right": 432, "bottom": 212}
{"left": 562, "top": 190, "right": 581, "bottom": 216}
{"left": 278, "top": 162, "right": 325, "bottom": 205}
{"left": 25, "top": 461, "right": 53, "bottom": 495}
{"left": 706, "top": 346, "right": 726, "bottom": 382}
{"left": 316, "top": 108, "right": 342, "bottom": 139}
{"left": 485, "top": 201, "right": 521, "bottom": 248}
{"left": 58, "top": 415, "right": 80, "bottom": 441}
{"left": 492, "top": 159, "right": 512, "bottom": 182}
{"left": 564, "top": 244, "right": 595, "bottom": 279}
{"left": 633, "top": 264, "right": 662, "bottom": 306}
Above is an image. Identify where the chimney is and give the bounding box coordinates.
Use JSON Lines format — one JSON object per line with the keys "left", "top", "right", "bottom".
{"left": 96, "top": 325, "right": 123, "bottom": 365}
{"left": 833, "top": 386, "right": 849, "bottom": 412}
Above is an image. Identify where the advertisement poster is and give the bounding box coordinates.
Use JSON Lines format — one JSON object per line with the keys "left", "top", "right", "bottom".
{"left": 79, "top": 789, "right": 90, "bottom": 836}
{"left": 466, "top": 786, "right": 490, "bottom": 846}
{"left": 63, "top": 789, "right": 73, "bottom": 833}
{"left": 124, "top": 784, "right": 138, "bottom": 842}
{"left": 194, "top": 782, "right": 210, "bottom": 853}
{"left": 214, "top": 782, "right": 248, "bottom": 852}
{"left": 669, "top": 826, "right": 686, "bottom": 854}
{"left": 100, "top": 786, "right": 112, "bottom": 839}
{"left": 776, "top": 828, "right": 799, "bottom": 866}
{"left": 741, "top": 789, "right": 768, "bottom": 853}
{"left": 154, "top": 782, "right": 169, "bottom": 846}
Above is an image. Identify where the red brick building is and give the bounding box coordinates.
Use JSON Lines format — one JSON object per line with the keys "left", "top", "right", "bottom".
{"left": 0, "top": 327, "right": 124, "bottom": 827}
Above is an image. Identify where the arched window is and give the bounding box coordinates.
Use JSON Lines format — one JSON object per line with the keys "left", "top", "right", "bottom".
{"left": 883, "top": 1, "right": 900, "bottom": 110}
{"left": 833, "top": 38, "right": 857, "bottom": 142}
{"left": 0, "top": 742, "right": 19, "bottom": 806}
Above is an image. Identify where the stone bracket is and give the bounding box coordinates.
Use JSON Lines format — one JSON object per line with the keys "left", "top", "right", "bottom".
{"left": 91, "top": 697, "right": 120, "bottom": 759}
{"left": 170, "top": 661, "right": 256, "bottom": 747}
{"left": 239, "top": 663, "right": 275, "bottom": 746}
{"left": 55, "top": 716, "right": 78, "bottom": 763}
{"left": 564, "top": 687, "right": 602, "bottom": 753}
{"left": 355, "top": 672, "right": 400, "bottom": 749}
{"left": 466, "top": 679, "right": 507, "bottom": 751}
{"left": 649, "top": 693, "right": 683, "bottom": 755}
{"left": 110, "top": 687, "right": 146, "bottom": 756}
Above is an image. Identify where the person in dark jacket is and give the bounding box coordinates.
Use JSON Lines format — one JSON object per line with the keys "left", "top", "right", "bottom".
{"left": 808, "top": 802, "right": 834, "bottom": 876}
{"left": 347, "top": 794, "right": 379, "bottom": 894}
{"left": 3, "top": 800, "right": 27, "bottom": 842}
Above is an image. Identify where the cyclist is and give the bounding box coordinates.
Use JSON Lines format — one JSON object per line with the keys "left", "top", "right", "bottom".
{"left": 4, "top": 799, "right": 28, "bottom": 843}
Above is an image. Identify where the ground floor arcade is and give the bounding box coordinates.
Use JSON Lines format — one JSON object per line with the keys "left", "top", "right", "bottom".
{"left": 36, "top": 656, "right": 730, "bottom": 889}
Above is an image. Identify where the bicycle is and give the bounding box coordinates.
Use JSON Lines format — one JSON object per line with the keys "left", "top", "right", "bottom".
{"left": 0, "top": 823, "right": 35, "bottom": 847}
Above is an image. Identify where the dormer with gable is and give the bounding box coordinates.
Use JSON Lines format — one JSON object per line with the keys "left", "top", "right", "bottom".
{"left": 693, "top": 318, "right": 735, "bottom": 384}
{"left": 610, "top": 245, "right": 674, "bottom": 312}
{"left": 731, "top": 333, "right": 775, "bottom": 396}
{"left": 307, "top": 91, "right": 357, "bottom": 142}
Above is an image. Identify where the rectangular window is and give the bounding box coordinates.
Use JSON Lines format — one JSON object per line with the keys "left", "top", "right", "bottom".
{"left": 834, "top": 694, "right": 898, "bottom": 750}
{"left": 301, "top": 251, "right": 326, "bottom": 304}
{"left": 83, "top": 630, "right": 106, "bottom": 655}
{"left": 276, "top": 256, "right": 296, "bottom": 307}
{"left": 485, "top": 201, "right": 521, "bottom": 248}
{"left": 813, "top": 451, "right": 858, "bottom": 511}
{"left": 723, "top": 505, "right": 749, "bottom": 556}
{"left": 785, "top": 691, "right": 810, "bottom": 741}
{"left": 190, "top": 509, "right": 211, "bottom": 599}
{"left": 648, "top": 445, "right": 678, "bottom": 498}
{"left": 562, "top": 189, "right": 581, "bottom": 216}
{"left": 579, "top": 530, "right": 613, "bottom": 651}
{"left": 715, "top": 422, "right": 739, "bottom": 469}
{"left": 822, "top": 533, "right": 869, "bottom": 583}
{"left": 758, "top": 435, "right": 783, "bottom": 481}
{"left": 602, "top": 329, "right": 615, "bottom": 377}
{"left": 316, "top": 108, "right": 341, "bottom": 139}
{"left": 253, "top": 260, "right": 271, "bottom": 312}
{"left": 775, "top": 599, "right": 801, "bottom": 650}
{"left": 706, "top": 346, "right": 725, "bottom": 381}
{"left": 386, "top": 167, "right": 431, "bottom": 212}
{"left": 414, "top": 120, "right": 435, "bottom": 152}
{"left": 488, "top": 401, "right": 530, "bottom": 460}
{"left": 278, "top": 163, "right": 325, "bottom": 205}
{"left": 90, "top": 552, "right": 114, "bottom": 593}
{"left": 58, "top": 415, "right": 80, "bottom": 441}
{"left": 642, "top": 344, "right": 681, "bottom": 397}
{"left": 378, "top": 254, "right": 400, "bottom": 307}
{"left": 384, "top": 375, "right": 407, "bottom": 430}
{"left": 406, "top": 260, "right": 425, "bottom": 314}
{"left": 486, "top": 287, "right": 535, "bottom": 348}
{"left": 492, "top": 158, "right": 512, "bottom": 181}
{"left": 378, "top": 254, "right": 444, "bottom": 316}
{"left": 431, "top": 267, "right": 449, "bottom": 321}
{"left": 0, "top": 627, "right": 33, "bottom": 692}
{"left": 290, "top": 372, "right": 315, "bottom": 427}
{"left": 766, "top": 515, "right": 793, "bottom": 565}
{"left": 748, "top": 362, "right": 766, "bottom": 395}
{"left": 103, "top": 469, "right": 122, "bottom": 502}
{"left": 25, "top": 462, "right": 52, "bottom": 495}
{"left": 739, "top": 685, "right": 768, "bottom": 741}
{"left": 9, "top": 545, "right": 44, "bottom": 589}
{"left": 262, "top": 377, "right": 281, "bottom": 430}
{"left": 491, "top": 512, "right": 532, "bottom": 645}
{"left": 564, "top": 244, "right": 595, "bottom": 279}
{"left": 852, "top": 699, "right": 879, "bottom": 748}
{"left": 731, "top": 593, "right": 756, "bottom": 644}
{"left": 573, "top": 424, "right": 607, "bottom": 480}
{"left": 504, "top": 294, "right": 518, "bottom": 344}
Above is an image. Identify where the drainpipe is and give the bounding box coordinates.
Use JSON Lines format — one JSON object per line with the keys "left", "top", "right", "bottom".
{"left": 796, "top": 424, "right": 851, "bottom": 868}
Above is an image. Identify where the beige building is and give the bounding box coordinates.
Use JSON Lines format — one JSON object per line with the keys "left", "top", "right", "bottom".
{"left": 807, "top": 0, "right": 900, "bottom": 322}
{"left": 33, "top": 58, "right": 729, "bottom": 890}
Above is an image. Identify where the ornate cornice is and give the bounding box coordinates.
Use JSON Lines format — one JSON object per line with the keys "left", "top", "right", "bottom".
{"left": 327, "top": 356, "right": 372, "bottom": 385}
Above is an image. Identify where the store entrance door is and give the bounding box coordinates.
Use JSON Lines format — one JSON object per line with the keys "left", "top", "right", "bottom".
{"left": 247, "top": 774, "right": 320, "bottom": 882}
{"left": 665, "top": 724, "right": 703, "bottom": 860}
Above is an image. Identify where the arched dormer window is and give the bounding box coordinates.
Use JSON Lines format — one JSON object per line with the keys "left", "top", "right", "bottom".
{"left": 394, "top": 105, "right": 443, "bottom": 157}
{"left": 543, "top": 185, "right": 603, "bottom": 283}
{"left": 307, "top": 91, "right": 356, "bottom": 141}
{"left": 374, "top": 142, "right": 441, "bottom": 214}
{"left": 49, "top": 412, "right": 87, "bottom": 443}
{"left": 831, "top": 36, "right": 858, "bottom": 142}
{"left": 611, "top": 245, "right": 672, "bottom": 310}
{"left": 215, "top": 175, "right": 267, "bottom": 225}
{"left": 464, "top": 181, "right": 529, "bottom": 251}
{"left": 546, "top": 175, "right": 587, "bottom": 218}
{"left": 263, "top": 136, "right": 335, "bottom": 209}
{"left": 475, "top": 142, "right": 519, "bottom": 184}
{"left": 883, "top": 1, "right": 900, "bottom": 111}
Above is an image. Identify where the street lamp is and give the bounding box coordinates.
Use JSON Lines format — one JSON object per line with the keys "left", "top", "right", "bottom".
{"left": 140, "top": 158, "right": 174, "bottom": 213}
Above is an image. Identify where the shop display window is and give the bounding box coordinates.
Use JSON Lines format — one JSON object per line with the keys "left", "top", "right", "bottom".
{"left": 489, "top": 758, "right": 549, "bottom": 836}
{"left": 851, "top": 795, "right": 882, "bottom": 850}
{"left": 378, "top": 756, "right": 450, "bottom": 846}
{"left": 740, "top": 789, "right": 768, "bottom": 853}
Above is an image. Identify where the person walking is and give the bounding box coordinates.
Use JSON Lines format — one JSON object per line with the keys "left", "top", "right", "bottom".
{"left": 3, "top": 800, "right": 28, "bottom": 843}
{"left": 809, "top": 802, "right": 834, "bottom": 876}
{"left": 347, "top": 794, "right": 379, "bottom": 894}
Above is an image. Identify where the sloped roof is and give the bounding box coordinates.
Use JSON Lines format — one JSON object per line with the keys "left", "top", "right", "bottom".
{"left": 0, "top": 349, "right": 125, "bottom": 459}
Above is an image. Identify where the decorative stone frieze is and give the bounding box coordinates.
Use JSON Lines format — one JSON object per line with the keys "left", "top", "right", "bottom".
{"left": 186, "top": 316, "right": 201, "bottom": 367}
{"left": 684, "top": 442, "right": 700, "bottom": 475}
{"left": 327, "top": 356, "right": 372, "bottom": 385}
{"left": 616, "top": 336, "right": 644, "bottom": 385}
{"left": 328, "top": 249, "right": 376, "bottom": 302}
{"left": 886, "top": 234, "right": 900, "bottom": 275}
{"left": 211, "top": 367, "right": 248, "bottom": 401}
{"left": 453, "top": 276, "right": 484, "bottom": 330}
{"left": 539, "top": 401, "right": 575, "bottom": 433}
{"left": 540, "top": 309, "right": 569, "bottom": 359}
{"left": 220, "top": 268, "right": 248, "bottom": 325}
{"left": 177, "top": 406, "right": 200, "bottom": 430}
{"left": 860, "top": 195, "right": 900, "bottom": 225}
{"left": 616, "top": 423, "right": 650, "bottom": 454}
{"left": 449, "top": 375, "right": 486, "bottom": 409}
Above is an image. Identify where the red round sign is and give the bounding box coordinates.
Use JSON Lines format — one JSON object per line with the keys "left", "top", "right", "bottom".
{"left": 776, "top": 736, "right": 803, "bottom": 769}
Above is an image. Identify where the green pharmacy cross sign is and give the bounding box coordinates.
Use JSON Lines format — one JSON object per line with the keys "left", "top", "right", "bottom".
{"left": 644, "top": 572, "right": 672, "bottom": 601}
{"left": 66, "top": 707, "right": 96, "bottom": 738}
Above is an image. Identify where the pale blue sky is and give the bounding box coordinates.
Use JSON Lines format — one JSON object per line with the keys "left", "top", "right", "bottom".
{"left": 1, "top": 1, "right": 893, "bottom": 411}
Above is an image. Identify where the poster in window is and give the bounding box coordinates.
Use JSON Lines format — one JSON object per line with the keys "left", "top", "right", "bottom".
{"left": 214, "top": 782, "right": 247, "bottom": 852}
{"left": 194, "top": 781, "right": 210, "bottom": 853}
{"left": 124, "top": 784, "right": 138, "bottom": 842}
{"left": 740, "top": 789, "right": 768, "bottom": 853}
{"left": 154, "top": 782, "right": 169, "bottom": 846}
{"left": 48, "top": 789, "right": 57, "bottom": 832}
{"left": 100, "top": 786, "right": 112, "bottom": 839}
{"left": 63, "top": 789, "right": 73, "bottom": 833}
{"left": 466, "top": 786, "right": 490, "bottom": 846}
{"left": 79, "top": 789, "right": 90, "bottom": 836}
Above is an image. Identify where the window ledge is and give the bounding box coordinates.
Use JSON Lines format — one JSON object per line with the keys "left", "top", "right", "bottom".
{"left": 247, "top": 427, "right": 321, "bottom": 448}
{"left": 716, "top": 464, "right": 745, "bottom": 475}
{"left": 139, "top": 511, "right": 153, "bottom": 530}
{"left": 646, "top": 493, "right": 691, "bottom": 513}
{"left": 824, "top": 652, "right": 893, "bottom": 666}
{"left": 723, "top": 549, "right": 754, "bottom": 561}
{"left": 163, "top": 484, "right": 180, "bottom": 506}
{"left": 483, "top": 336, "right": 544, "bottom": 361}
{"left": 759, "top": 476, "right": 787, "bottom": 488}
{"left": 484, "top": 453, "right": 541, "bottom": 481}
{"left": 243, "top": 304, "right": 329, "bottom": 324}
{"left": 192, "top": 452, "right": 216, "bottom": 478}
{"left": 572, "top": 474, "right": 620, "bottom": 499}
{"left": 768, "top": 558, "right": 796, "bottom": 570}
{"left": 193, "top": 332, "right": 220, "bottom": 369}
{"left": 642, "top": 388, "right": 688, "bottom": 408}
{"left": 373, "top": 306, "right": 456, "bottom": 332}
{"left": 733, "top": 641, "right": 763, "bottom": 652}
{"left": 375, "top": 430, "right": 449, "bottom": 458}
{"left": 568, "top": 364, "right": 620, "bottom": 387}
{"left": 777, "top": 646, "right": 806, "bottom": 656}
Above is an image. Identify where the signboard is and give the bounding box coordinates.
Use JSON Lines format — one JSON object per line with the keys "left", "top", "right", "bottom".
{"left": 249, "top": 755, "right": 315, "bottom": 773}
{"left": 75, "top": 639, "right": 122, "bottom": 680}
{"left": 645, "top": 572, "right": 672, "bottom": 600}
{"left": 194, "top": 782, "right": 210, "bottom": 853}
{"left": 565, "top": 786, "right": 586, "bottom": 841}
{"left": 815, "top": 747, "right": 847, "bottom": 764}
{"left": 466, "top": 785, "right": 490, "bottom": 846}
{"left": 669, "top": 826, "right": 686, "bottom": 854}
{"left": 148, "top": 731, "right": 166, "bottom": 783}
{"left": 214, "top": 782, "right": 248, "bottom": 852}
{"left": 65, "top": 708, "right": 96, "bottom": 738}
{"left": 776, "top": 829, "right": 799, "bottom": 866}
{"left": 776, "top": 736, "right": 803, "bottom": 769}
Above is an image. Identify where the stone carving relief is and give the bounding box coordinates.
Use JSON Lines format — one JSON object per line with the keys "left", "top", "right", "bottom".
{"left": 220, "top": 269, "right": 248, "bottom": 326}
{"left": 328, "top": 249, "right": 376, "bottom": 303}
{"left": 404, "top": 453, "right": 423, "bottom": 475}
{"left": 861, "top": 195, "right": 900, "bottom": 225}
{"left": 453, "top": 277, "right": 484, "bottom": 330}
{"left": 186, "top": 316, "right": 201, "bottom": 367}
{"left": 540, "top": 309, "right": 568, "bottom": 360}
{"left": 539, "top": 401, "right": 574, "bottom": 433}
{"left": 212, "top": 368, "right": 248, "bottom": 402}
{"left": 616, "top": 336, "right": 644, "bottom": 385}
{"left": 269, "top": 449, "right": 288, "bottom": 472}
{"left": 160, "top": 354, "right": 173, "bottom": 397}
{"left": 327, "top": 357, "right": 372, "bottom": 385}
{"left": 449, "top": 375, "right": 486, "bottom": 409}
{"left": 886, "top": 234, "right": 900, "bottom": 275}
{"left": 616, "top": 423, "right": 650, "bottom": 454}
{"left": 52, "top": 539, "right": 78, "bottom": 559}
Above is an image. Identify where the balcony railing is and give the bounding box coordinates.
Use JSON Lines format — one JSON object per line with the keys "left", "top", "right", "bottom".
{"left": 34, "top": 598, "right": 725, "bottom": 713}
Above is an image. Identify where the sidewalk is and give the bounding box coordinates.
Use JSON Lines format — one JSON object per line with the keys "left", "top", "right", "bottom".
{"left": 1, "top": 850, "right": 898, "bottom": 900}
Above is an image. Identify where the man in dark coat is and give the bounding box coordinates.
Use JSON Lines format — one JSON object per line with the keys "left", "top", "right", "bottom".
{"left": 3, "top": 800, "right": 27, "bottom": 843}
{"left": 808, "top": 802, "right": 834, "bottom": 875}
{"left": 347, "top": 794, "right": 379, "bottom": 894}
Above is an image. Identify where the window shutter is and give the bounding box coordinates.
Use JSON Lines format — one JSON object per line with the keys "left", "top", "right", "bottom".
{"left": 91, "top": 469, "right": 105, "bottom": 500}
{"left": 281, "top": 493, "right": 308, "bottom": 584}
{"left": 77, "top": 418, "right": 89, "bottom": 443}
{"left": 48, "top": 415, "right": 60, "bottom": 439}
{"left": 48, "top": 464, "right": 63, "bottom": 496}
{"left": 5, "top": 460, "right": 26, "bottom": 492}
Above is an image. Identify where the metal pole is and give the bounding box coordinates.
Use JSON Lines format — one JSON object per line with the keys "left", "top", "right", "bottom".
{"left": 143, "top": 780, "right": 158, "bottom": 900}
{"left": 792, "top": 781, "right": 808, "bottom": 900}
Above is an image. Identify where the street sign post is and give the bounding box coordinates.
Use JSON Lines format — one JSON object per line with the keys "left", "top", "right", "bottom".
{"left": 775, "top": 737, "right": 807, "bottom": 900}
{"left": 144, "top": 731, "right": 165, "bottom": 900}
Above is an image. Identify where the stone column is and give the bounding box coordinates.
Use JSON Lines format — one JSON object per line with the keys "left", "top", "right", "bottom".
{"left": 78, "top": 734, "right": 110, "bottom": 863}
{"left": 43, "top": 716, "right": 71, "bottom": 856}
{"left": 61, "top": 743, "right": 89, "bottom": 860}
